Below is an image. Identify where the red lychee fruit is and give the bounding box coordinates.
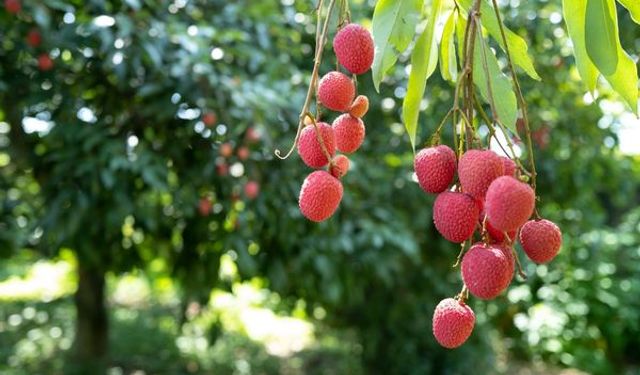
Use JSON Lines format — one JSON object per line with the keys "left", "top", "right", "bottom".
{"left": 27, "top": 29, "right": 42, "bottom": 48}
{"left": 349, "top": 95, "right": 369, "bottom": 118}
{"left": 37, "top": 54, "right": 53, "bottom": 71}
{"left": 198, "top": 198, "right": 212, "bottom": 216}
{"left": 485, "top": 176, "right": 535, "bottom": 232}
{"left": 433, "top": 192, "right": 479, "bottom": 243}
{"left": 244, "top": 181, "right": 260, "bottom": 200}
{"left": 219, "top": 142, "right": 233, "bottom": 158}
{"left": 333, "top": 24, "right": 374, "bottom": 75}
{"left": 461, "top": 243, "right": 512, "bottom": 300}
{"left": 458, "top": 149, "right": 504, "bottom": 199}
{"left": 216, "top": 163, "right": 229, "bottom": 176}
{"left": 245, "top": 127, "right": 261, "bottom": 143}
{"left": 297, "top": 122, "right": 336, "bottom": 168}
{"left": 501, "top": 156, "right": 517, "bottom": 177}
{"left": 482, "top": 212, "right": 517, "bottom": 244}
{"left": 237, "top": 146, "right": 250, "bottom": 161}
{"left": 299, "top": 170, "right": 343, "bottom": 222}
{"left": 332, "top": 114, "right": 365, "bottom": 154}
{"left": 4, "top": 0, "right": 20, "bottom": 13}
{"left": 202, "top": 111, "right": 217, "bottom": 127}
{"left": 317, "top": 71, "right": 355, "bottom": 112}
{"left": 414, "top": 145, "right": 456, "bottom": 194}
{"left": 432, "top": 298, "right": 475, "bottom": 349}
{"left": 329, "top": 155, "right": 350, "bottom": 179}
{"left": 519, "top": 219, "right": 562, "bottom": 264}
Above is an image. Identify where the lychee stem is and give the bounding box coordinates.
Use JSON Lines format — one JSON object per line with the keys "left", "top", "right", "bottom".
{"left": 456, "top": 285, "right": 469, "bottom": 302}
{"left": 511, "top": 246, "right": 528, "bottom": 280}
{"left": 452, "top": 241, "right": 468, "bottom": 268}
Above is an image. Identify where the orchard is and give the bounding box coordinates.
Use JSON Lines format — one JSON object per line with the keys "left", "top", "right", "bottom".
{"left": 1, "top": 0, "right": 640, "bottom": 374}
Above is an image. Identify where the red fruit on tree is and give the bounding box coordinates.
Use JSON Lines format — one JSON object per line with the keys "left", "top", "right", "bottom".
{"left": 298, "top": 170, "right": 343, "bottom": 222}
{"left": 501, "top": 156, "right": 517, "bottom": 177}
{"left": 216, "top": 163, "right": 229, "bottom": 176}
{"left": 198, "top": 198, "right": 212, "bottom": 217}
{"left": 481, "top": 211, "right": 517, "bottom": 244}
{"left": 332, "top": 114, "right": 365, "bottom": 154}
{"left": 297, "top": 122, "right": 336, "bottom": 168}
{"left": 432, "top": 298, "right": 475, "bottom": 349}
{"left": 519, "top": 219, "right": 562, "bottom": 264}
{"left": 245, "top": 127, "right": 261, "bottom": 143}
{"left": 485, "top": 176, "right": 535, "bottom": 232}
{"left": 317, "top": 71, "right": 355, "bottom": 112}
{"left": 38, "top": 54, "right": 53, "bottom": 71}
{"left": 27, "top": 29, "right": 42, "bottom": 47}
{"left": 4, "top": 0, "right": 20, "bottom": 13}
{"left": 333, "top": 23, "right": 374, "bottom": 75}
{"left": 414, "top": 145, "right": 456, "bottom": 194}
{"left": 461, "top": 243, "right": 513, "bottom": 300}
{"left": 244, "top": 181, "right": 260, "bottom": 200}
{"left": 349, "top": 95, "right": 369, "bottom": 118}
{"left": 433, "top": 191, "right": 479, "bottom": 243}
{"left": 237, "top": 146, "right": 250, "bottom": 161}
{"left": 329, "top": 155, "right": 350, "bottom": 179}
{"left": 219, "top": 142, "right": 233, "bottom": 158}
{"left": 458, "top": 149, "right": 503, "bottom": 199}
{"left": 202, "top": 111, "right": 217, "bottom": 127}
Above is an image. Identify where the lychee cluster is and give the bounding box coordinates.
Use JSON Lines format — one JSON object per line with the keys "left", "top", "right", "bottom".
{"left": 297, "top": 23, "right": 373, "bottom": 222}
{"left": 415, "top": 146, "right": 562, "bottom": 348}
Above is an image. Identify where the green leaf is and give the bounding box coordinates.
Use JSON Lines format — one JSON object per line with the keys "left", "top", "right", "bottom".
{"left": 473, "top": 28, "right": 518, "bottom": 133}
{"left": 402, "top": 0, "right": 443, "bottom": 150}
{"left": 585, "top": 0, "right": 619, "bottom": 75}
{"left": 618, "top": 0, "right": 640, "bottom": 25}
{"left": 601, "top": 0, "right": 639, "bottom": 112}
{"left": 457, "top": 0, "right": 540, "bottom": 81}
{"left": 440, "top": 10, "right": 458, "bottom": 82}
{"left": 371, "top": 0, "right": 424, "bottom": 91}
{"left": 563, "top": 0, "right": 599, "bottom": 92}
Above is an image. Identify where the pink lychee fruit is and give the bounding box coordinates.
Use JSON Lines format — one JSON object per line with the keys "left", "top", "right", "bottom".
{"left": 481, "top": 212, "right": 517, "bottom": 244}
{"left": 219, "top": 142, "right": 233, "bottom": 158}
{"left": 237, "top": 146, "right": 250, "bottom": 161}
{"left": 333, "top": 23, "right": 374, "bottom": 75}
{"left": 432, "top": 298, "right": 475, "bottom": 349}
{"left": 349, "top": 95, "right": 369, "bottom": 118}
{"left": 433, "top": 192, "right": 479, "bottom": 243}
{"left": 461, "top": 243, "right": 512, "bottom": 300}
{"left": 414, "top": 145, "right": 457, "bottom": 194}
{"left": 458, "top": 149, "right": 504, "bottom": 199}
{"left": 329, "top": 155, "right": 350, "bottom": 179}
{"left": 297, "top": 122, "right": 336, "bottom": 168}
{"left": 317, "top": 71, "right": 355, "bottom": 112}
{"left": 332, "top": 114, "right": 365, "bottom": 154}
{"left": 38, "top": 54, "right": 53, "bottom": 71}
{"left": 485, "top": 176, "right": 535, "bottom": 232}
{"left": 27, "top": 29, "right": 42, "bottom": 47}
{"left": 519, "top": 219, "right": 562, "bottom": 264}
{"left": 299, "top": 170, "right": 343, "bottom": 222}
{"left": 501, "top": 156, "right": 517, "bottom": 177}
{"left": 244, "top": 181, "right": 260, "bottom": 200}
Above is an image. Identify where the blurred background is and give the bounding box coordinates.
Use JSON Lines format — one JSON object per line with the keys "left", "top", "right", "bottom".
{"left": 1, "top": 0, "right": 639, "bottom": 374}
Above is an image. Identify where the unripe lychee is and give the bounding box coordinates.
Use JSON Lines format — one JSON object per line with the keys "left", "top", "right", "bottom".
{"left": 297, "top": 122, "right": 336, "bottom": 168}
{"left": 485, "top": 176, "right": 535, "bottom": 232}
{"left": 432, "top": 298, "right": 475, "bottom": 349}
{"left": 501, "top": 156, "right": 517, "bottom": 177}
{"left": 27, "top": 29, "right": 42, "bottom": 48}
{"left": 414, "top": 145, "right": 456, "bottom": 194}
{"left": 519, "top": 219, "right": 562, "bottom": 264}
{"left": 333, "top": 24, "right": 374, "bottom": 75}
{"left": 244, "top": 181, "right": 260, "bottom": 200}
{"left": 461, "top": 243, "right": 512, "bottom": 300}
{"left": 433, "top": 192, "right": 479, "bottom": 243}
{"left": 329, "top": 155, "right": 350, "bottom": 179}
{"left": 332, "top": 114, "right": 365, "bottom": 154}
{"left": 317, "top": 71, "right": 355, "bottom": 112}
{"left": 458, "top": 149, "right": 504, "bottom": 199}
{"left": 38, "top": 54, "right": 53, "bottom": 71}
{"left": 349, "top": 95, "right": 369, "bottom": 118}
{"left": 299, "top": 170, "right": 343, "bottom": 222}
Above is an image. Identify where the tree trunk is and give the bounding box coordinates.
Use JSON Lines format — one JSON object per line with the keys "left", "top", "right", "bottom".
{"left": 73, "top": 261, "right": 108, "bottom": 369}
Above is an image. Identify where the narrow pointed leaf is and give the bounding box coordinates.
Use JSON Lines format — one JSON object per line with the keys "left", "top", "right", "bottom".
{"left": 585, "top": 0, "right": 619, "bottom": 75}
{"left": 440, "top": 10, "right": 458, "bottom": 82}
{"left": 563, "top": 0, "right": 599, "bottom": 92}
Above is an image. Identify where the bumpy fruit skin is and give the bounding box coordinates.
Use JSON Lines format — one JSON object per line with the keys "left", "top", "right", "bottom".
{"left": 317, "top": 71, "right": 355, "bottom": 112}
{"left": 433, "top": 192, "right": 479, "bottom": 243}
{"left": 329, "top": 155, "right": 350, "bottom": 178}
{"left": 461, "top": 243, "right": 512, "bottom": 300}
{"left": 414, "top": 145, "right": 456, "bottom": 194}
{"left": 349, "top": 95, "right": 369, "bottom": 118}
{"left": 332, "top": 114, "right": 365, "bottom": 153}
{"left": 333, "top": 24, "right": 374, "bottom": 75}
{"left": 519, "top": 219, "right": 562, "bottom": 263}
{"left": 299, "top": 171, "right": 343, "bottom": 222}
{"left": 432, "top": 298, "right": 475, "bottom": 349}
{"left": 458, "top": 149, "right": 504, "bottom": 199}
{"left": 501, "top": 156, "right": 517, "bottom": 177}
{"left": 297, "top": 122, "right": 336, "bottom": 168}
{"left": 485, "top": 176, "right": 535, "bottom": 232}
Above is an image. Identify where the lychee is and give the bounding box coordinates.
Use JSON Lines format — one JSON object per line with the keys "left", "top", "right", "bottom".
{"left": 216, "top": 162, "right": 229, "bottom": 176}
{"left": 202, "top": 111, "right": 217, "bottom": 127}
{"left": 329, "top": 155, "right": 350, "bottom": 178}
{"left": 244, "top": 181, "right": 260, "bottom": 200}
{"left": 299, "top": 170, "right": 343, "bottom": 222}
{"left": 501, "top": 156, "right": 517, "bottom": 177}
{"left": 433, "top": 192, "right": 479, "bottom": 243}
{"left": 245, "top": 127, "right": 261, "bottom": 143}
{"left": 27, "top": 29, "right": 42, "bottom": 48}
{"left": 297, "top": 122, "right": 336, "bottom": 168}
{"left": 237, "top": 146, "right": 250, "bottom": 161}
{"left": 332, "top": 114, "right": 365, "bottom": 154}
{"left": 482, "top": 212, "right": 517, "bottom": 244}
{"left": 519, "top": 219, "right": 562, "bottom": 264}
{"left": 458, "top": 149, "right": 504, "bottom": 199}
{"left": 461, "top": 243, "right": 512, "bottom": 300}
{"left": 317, "top": 71, "right": 355, "bottom": 112}
{"left": 38, "top": 54, "right": 53, "bottom": 71}
{"left": 4, "top": 0, "right": 20, "bottom": 13}
{"left": 414, "top": 145, "right": 456, "bottom": 194}
{"left": 333, "top": 24, "right": 374, "bottom": 75}
{"left": 432, "top": 298, "right": 475, "bottom": 349}
{"left": 485, "top": 176, "right": 535, "bottom": 232}
{"left": 219, "top": 142, "right": 233, "bottom": 158}
{"left": 349, "top": 95, "right": 369, "bottom": 118}
{"left": 198, "top": 198, "right": 212, "bottom": 216}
